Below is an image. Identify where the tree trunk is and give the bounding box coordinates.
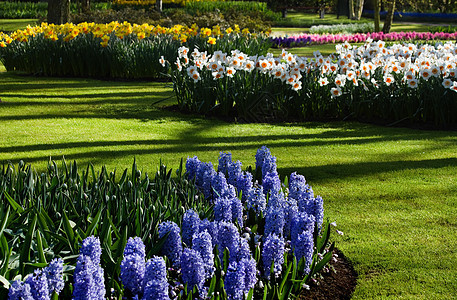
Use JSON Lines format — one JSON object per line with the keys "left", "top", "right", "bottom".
{"left": 348, "top": 0, "right": 355, "bottom": 19}
{"left": 156, "top": 0, "right": 163, "bottom": 13}
{"left": 81, "top": 0, "right": 90, "bottom": 13}
{"left": 47, "top": 0, "right": 71, "bottom": 24}
{"left": 353, "top": 0, "right": 364, "bottom": 20}
{"left": 374, "top": 0, "right": 380, "bottom": 32}
{"left": 382, "top": 0, "right": 395, "bottom": 33}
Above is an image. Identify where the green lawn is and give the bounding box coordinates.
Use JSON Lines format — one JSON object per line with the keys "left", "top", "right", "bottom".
{"left": 0, "top": 18, "right": 38, "bottom": 32}
{"left": 1, "top": 71, "right": 457, "bottom": 299}
{"left": 269, "top": 43, "right": 365, "bottom": 57}
{"left": 274, "top": 12, "right": 372, "bottom": 27}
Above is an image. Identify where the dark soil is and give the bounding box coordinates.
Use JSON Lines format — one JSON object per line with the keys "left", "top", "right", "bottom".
{"left": 299, "top": 248, "right": 358, "bottom": 300}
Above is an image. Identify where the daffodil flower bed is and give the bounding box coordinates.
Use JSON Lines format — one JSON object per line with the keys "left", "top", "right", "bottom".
{"left": 162, "top": 40, "right": 457, "bottom": 127}
{"left": 1, "top": 148, "right": 336, "bottom": 299}
{"left": 0, "top": 22, "right": 271, "bottom": 79}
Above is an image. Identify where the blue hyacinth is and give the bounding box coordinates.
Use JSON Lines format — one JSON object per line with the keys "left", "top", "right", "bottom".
{"left": 186, "top": 156, "right": 201, "bottom": 181}
{"left": 202, "top": 168, "right": 217, "bottom": 199}
{"left": 214, "top": 197, "right": 232, "bottom": 223}
{"left": 266, "top": 190, "right": 286, "bottom": 210}
{"left": 121, "top": 254, "right": 145, "bottom": 296}
{"left": 240, "top": 258, "right": 257, "bottom": 293}
{"left": 283, "top": 197, "right": 298, "bottom": 239}
{"left": 72, "top": 254, "right": 105, "bottom": 300}
{"left": 237, "top": 238, "right": 251, "bottom": 261}
{"left": 180, "top": 248, "right": 205, "bottom": 292}
{"left": 246, "top": 186, "right": 266, "bottom": 216}
{"left": 255, "top": 146, "right": 271, "bottom": 170}
{"left": 8, "top": 280, "right": 34, "bottom": 300}
{"left": 227, "top": 160, "right": 242, "bottom": 186}
{"left": 291, "top": 211, "right": 315, "bottom": 250}
{"left": 192, "top": 230, "right": 215, "bottom": 278}
{"left": 264, "top": 204, "right": 285, "bottom": 237}
{"left": 121, "top": 237, "right": 146, "bottom": 296}
{"left": 288, "top": 172, "right": 308, "bottom": 200}
{"left": 262, "top": 171, "right": 281, "bottom": 196}
{"left": 224, "top": 261, "right": 245, "bottom": 300}
{"left": 144, "top": 256, "right": 167, "bottom": 283}
{"left": 211, "top": 172, "right": 229, "bottom": 199}
{"left": 80, "top": 235, "right": 102, "bottom": 265}
{"left": 25, "top": 269, "right": 49, "bottom": 300}
{"left": 143, "top": 256, "right": 169, "bottom": 300}
{"left": 293, "top": 177, "right": 314, "bottom": 209}
{"left": 196, "top": 162, "right": 214, "bottom": 188}
{"left": 217, "top": 221, "right": 240, "bottom": 261}
{"left": 262, "top": 234, "right": 285, "bottom": 279}
{"left": 9, "top": 258, "right": 65, "bottom": 300}
{"left": 302, "top": 196, "right": 324, "bottom": 232}
{"left": 223, "top": 184, "right": 237, "bottom": 199}
{"left": 73, "top": 236, "right": 105, "bottom": 300}
{"left": 294, "top": 231, "right": 314, "bottom": 274}
{"left": 124, "top": 237, "right": 146, "bottom": 258}
{"left": 199, "top": 219, "right": 218, "bottom": 246}
{"left": 158, "top": 221, "right": 182, "bottom": 268}
{"left": 236, "top": 172, "right": 253, "bottom": 202}
{"left": 261, "top": 155, "right": 277, "bottom": 179}
{"left": 44, "top": 258, "right": 65, "bottom": 296}
{"left": 182, "top": 209, "right": 201, "bottom": 246}
{"left": 231, "top": 196, "right": 244, "bottom": 226}
{"left": 217, "top": 151, "right": 232, "bottom": 174}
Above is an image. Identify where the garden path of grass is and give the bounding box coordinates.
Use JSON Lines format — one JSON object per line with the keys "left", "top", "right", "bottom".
{"left": 1, "top": 71, "right": 456, "bottom": 299}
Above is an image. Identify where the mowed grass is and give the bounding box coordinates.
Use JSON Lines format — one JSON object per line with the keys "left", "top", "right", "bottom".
{"left": 0, "top": 18, "right": 39, "bottom": 32}
{"left": 1, "top": 71, "right": 457, "bottom": 299}
{"left": 268, "top": 43, "right": 365, "bottom": 57}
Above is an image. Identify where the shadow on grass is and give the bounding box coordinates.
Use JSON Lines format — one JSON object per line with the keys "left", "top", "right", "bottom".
{"left": 0, "top": 91, "right": 173, "bottom": 101}
{"left": 2, "top": 124, "right": 456, "bottom": 154}
{"left": 279, "top": 157, "right": 457, "bottom": 183}
{"left": 3, "top": 147, "right": 455, "bottom": 183}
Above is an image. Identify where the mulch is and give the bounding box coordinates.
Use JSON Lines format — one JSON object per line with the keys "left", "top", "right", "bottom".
{"left": 299, "top": 248, "right": 358, "bottom": 300}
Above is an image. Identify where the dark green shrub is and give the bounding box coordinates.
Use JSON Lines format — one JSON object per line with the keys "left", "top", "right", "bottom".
{"left": 71, "top": 7, "right": 167, "bottom": 25}
{"left": 0, "top": 1, "right": 111, "bottom": 19}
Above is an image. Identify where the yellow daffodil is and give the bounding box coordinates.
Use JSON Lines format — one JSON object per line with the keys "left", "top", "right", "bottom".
{"left": 137, "top": 31, "right": 146, "bottom": 39}
{"left": 208, "top": 37, "right": 216, "bottom": 45}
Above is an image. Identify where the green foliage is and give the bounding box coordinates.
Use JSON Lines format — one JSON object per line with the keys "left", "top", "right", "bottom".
{"left": 71, "top": 7, "right": 165, "bottom": 25}
{"left": 0, "top": 158, "right": 206, "bottom": 297}
{"left": 273, "top": 12, "right": 371, "bottom": 28}
{"left": 165, "top": 8, "right": 275, "bottom": 32}
{"left": 183, "top": 0, "right": 281, "bottom": 22}
{"left": 428, "top": 24, "right": 457, "bottom": 33}
{"left": 0, "top": 1, "right": 110, "bottom": 19}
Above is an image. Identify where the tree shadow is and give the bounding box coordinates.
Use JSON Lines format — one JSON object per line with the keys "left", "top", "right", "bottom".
{"left": 278, "top": 158, "right": 457, "bottom": 184}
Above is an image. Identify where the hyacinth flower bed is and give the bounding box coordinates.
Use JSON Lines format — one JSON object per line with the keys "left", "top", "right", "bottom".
{"left": 162, "top": 40, "right": 457, "bottom": 127}
{"left": 270, "top": 31, "right": 457, "bottom": 48}
{"left": 1, "top": 147, "right": 336, "bottom": 299}
{"left": 0, "top": 22, "right": 271, "bottom": 79}
{"left": 309, "top": 23, "right": 375, "bottom": 35}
